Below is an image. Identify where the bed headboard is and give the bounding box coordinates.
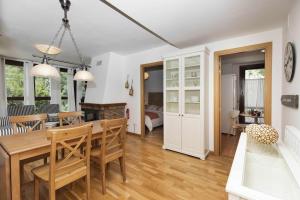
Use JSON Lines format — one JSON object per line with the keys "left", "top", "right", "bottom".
{"left": 148, "top": 92, "right": 163, "bottom": 107}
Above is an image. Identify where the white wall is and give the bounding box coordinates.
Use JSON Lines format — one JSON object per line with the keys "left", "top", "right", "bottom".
{"left": 144, "top": 69, "right": 163, "bottom": 105}
{"left": 85, "top": 52, "right": 127, "bottom": 104}
{"left": 282, "top": 1, "right": 300, "bottom": 131}
{"left": 123, "top": 28, "right": 283, "bottom": 151}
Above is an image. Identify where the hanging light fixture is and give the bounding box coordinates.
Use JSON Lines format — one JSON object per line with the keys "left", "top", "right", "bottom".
{"left": 31, "top": 55, "right": 60, "bottom": 79}
{"left": 32, "top": 0, "right": 94, "bottom": 81}
{"left": 74, "top": 66, "right": 94, "bottom": 81}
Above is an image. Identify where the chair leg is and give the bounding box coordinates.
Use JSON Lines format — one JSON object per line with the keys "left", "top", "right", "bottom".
{"left": 86, "top": 174, "right": 90, "bottom": 200}
{"left": 34, "top": 178, "right": 40, "bottom": 200}
{"left": 49, "top": 187, "right": 56, "bottom": 200}
{"left": 101, "top": 163, "right": 106, "bottom": 194}
{"left": 119, "top": 156, "right": 126, "bottom": 182}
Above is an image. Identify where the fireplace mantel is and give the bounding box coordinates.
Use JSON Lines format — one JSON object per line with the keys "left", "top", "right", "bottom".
{"left": 80, "top": 102, "right": 126, "bottom": 121}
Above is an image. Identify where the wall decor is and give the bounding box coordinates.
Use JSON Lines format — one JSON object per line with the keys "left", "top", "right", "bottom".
{"left": 281, "top": 95, "right": 299, "bottom": 108}
{"left": 129, "top": 80, "right": 134, "bottom": 96}
{"left": 125, "top": 75, "right": 129, "bottom": 89}
{"left": 284, "top": 42, "right": 296, "bottom": 82}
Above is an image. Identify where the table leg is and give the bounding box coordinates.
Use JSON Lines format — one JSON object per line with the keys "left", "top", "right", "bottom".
{"left": 10, "top": 154, "right": 21, "bottom": 200}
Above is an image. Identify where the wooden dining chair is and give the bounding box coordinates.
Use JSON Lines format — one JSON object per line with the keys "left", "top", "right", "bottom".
{"left": 9, "top": 114, "right": 49, "bottom": 183}
{"left": 10, "top": 113, "right": 47, "bottom": 134}
{"left": 32, "top": 123, "right": 93, "bottom": 200}
{"left": 58, "top": 111, "right": 83, "bottom": 158}
{"left": 90, "top": 118, "right": 127, "bottom": 194}
{"left": 58, "top": 111, "right": 82, "bottom": 126}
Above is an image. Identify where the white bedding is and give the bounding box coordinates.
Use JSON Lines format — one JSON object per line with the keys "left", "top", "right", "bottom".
{"left": 145, "top": 109, "right": 163, "bottom": 132}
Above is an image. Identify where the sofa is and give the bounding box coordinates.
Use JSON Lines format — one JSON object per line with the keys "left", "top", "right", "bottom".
{"left": 0, "top": 104, "right": 60, "bottom": 136}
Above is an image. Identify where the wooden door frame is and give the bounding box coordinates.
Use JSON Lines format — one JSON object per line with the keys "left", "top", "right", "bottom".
{"left": 140, "top": 61, "right": 164, "bottom": 138}
{"left": 214, "top": 42, "right": 272, "bottom": 156}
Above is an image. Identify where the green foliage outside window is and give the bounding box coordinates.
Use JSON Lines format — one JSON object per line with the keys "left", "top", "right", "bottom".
{"left": 245, "top": 69, "right": 265, "bottom": 79}
{"left": 5, "top": 65, "right": 24, "bottom": 106}
{"left": 35, "top": 77, "right": 51, "bottom": 110}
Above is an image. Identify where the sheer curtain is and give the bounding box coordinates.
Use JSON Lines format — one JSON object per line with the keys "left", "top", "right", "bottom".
{"left": 244, "top": 78, "right": 264, "bottom": 109}
{"left": 0, "top": 58, "right": 7, "bottom": 116}
{"left": 67, "top": 69, "right": 76, "bottom": 111}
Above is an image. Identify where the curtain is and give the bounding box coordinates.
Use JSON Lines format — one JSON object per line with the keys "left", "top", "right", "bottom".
{"left": 0, "top": 58, "right": 7, "bottom": 116}
{"left": 244, "top": 78, "right": 264, "bottom": 109}
{"left": 67, "top": 69, "right": 76, "bottom": 111}
{"left": 24, "top": 62, "right": 35, "bottom": 105}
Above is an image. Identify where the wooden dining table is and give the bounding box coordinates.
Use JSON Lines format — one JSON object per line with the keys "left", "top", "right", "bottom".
{"left": 0, "top": 120, "right": 103, "bottom": 200}
{"left": 239, "top": 113, "right": 264, "bottom": 124}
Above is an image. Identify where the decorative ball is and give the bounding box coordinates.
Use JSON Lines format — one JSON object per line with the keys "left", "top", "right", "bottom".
{"left": 245, "top": 124, "right": 279, "bottom": 144}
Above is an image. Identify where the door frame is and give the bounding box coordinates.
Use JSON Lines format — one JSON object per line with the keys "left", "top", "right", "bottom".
{"left": 140, "top": 61, "right": 164, "bottom": 138}
{"left": 214, "top": 42, "right": 272, "bottom": 156}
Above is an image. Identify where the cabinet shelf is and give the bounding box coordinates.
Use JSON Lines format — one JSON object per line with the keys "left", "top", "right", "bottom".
{"left": 185, "top": 102, "right": 200, "bottom": 104}
{"left": 185, "top": 77, "right": 200, "bottom": 79}
{"left": 166, "top": 79, "right": 178, "bottom": 81}
{"left": 185, "top": 64, "right": 200, "bottom": 68}
{"left": 166, "top": 67, "right": 179, "bottom": 70}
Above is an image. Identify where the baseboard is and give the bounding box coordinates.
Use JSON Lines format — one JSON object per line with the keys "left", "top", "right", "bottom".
{"left": 127, "top": 131, "right": 141, "bottom": 137}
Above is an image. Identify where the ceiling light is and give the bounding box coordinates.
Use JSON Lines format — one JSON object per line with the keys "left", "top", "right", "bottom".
{"left": 74, "top": 68, "right": 94, "bottom": 82}
{"left": 31, "top": 55, "right": 60, "bottom": 79}
{"left": 144, "top": 72, "right": 150, "bottom": 80}
{"left": 32, "top": 0, "right": 94, "bottom": 81}
{"left": 31, "top": 63, "right": 60, "bottom": 79}
{"left": 35, "top": 44, "right": 62, "bottom": 55}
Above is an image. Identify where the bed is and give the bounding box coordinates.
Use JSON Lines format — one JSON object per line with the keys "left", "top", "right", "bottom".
{"left": 145, "top": 92, "right": 163, "bottom": 132}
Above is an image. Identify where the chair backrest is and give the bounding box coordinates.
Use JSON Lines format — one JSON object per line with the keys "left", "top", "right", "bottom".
{"left": 58, "top": 111, "right": 82, "bottom": 126}
{"left": 7, "top": 105, "right": 35, "bottom": 116}
{"left": 47, "top": 123, "right": 92, "bottom": 190}
{"left": 9, "top": 114, "right": 47, "bottom": 134}
{"left": 100, "top": 118, "right": 127, "bottom": 160}
{"left": 230, "top": 110, "right": 240, "bottom": 125}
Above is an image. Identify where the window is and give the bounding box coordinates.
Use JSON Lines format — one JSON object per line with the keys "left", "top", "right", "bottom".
{"left": 60, "top": 69, "right": 68, "bottom": 111}
{"left": 244, "top": 68, "right": 265, "bottom": 123}
{"left": 5, "top": 60, "right": 24, "bottom": 106}
{"left": 34, "top": 76, "right": 51, "bottom": 110}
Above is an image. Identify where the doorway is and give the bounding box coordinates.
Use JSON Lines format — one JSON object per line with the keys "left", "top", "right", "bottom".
{"left": 214, "top": 42, "right": 272, "bottom": 156}
{"left": 140, "top": 61, "right": 164, "bottom": 144}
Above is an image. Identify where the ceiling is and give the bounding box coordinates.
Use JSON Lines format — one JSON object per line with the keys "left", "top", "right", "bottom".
{"left": 106, "top": 0, "right": 294, "bottom": 47}
{"left": 0, "top": 0, "right": 295, "bottom": 62}
{"left": 0, "top": 0, "right": 164, "bottom": 61}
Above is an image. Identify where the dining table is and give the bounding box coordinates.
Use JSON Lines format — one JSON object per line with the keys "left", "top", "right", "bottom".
{"left": 239, "top": 113, "right": 264, "bottom": 124}
{"left": 0, "top": 120, "right": 103, "bottom": 200}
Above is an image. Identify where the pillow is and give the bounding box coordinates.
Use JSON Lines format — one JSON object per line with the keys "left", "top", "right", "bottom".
{"left": 157, "top": 106, "right": 163, "bottom": 112}
{"left": 147, "top": 105, "right": 159, "bottom": 111}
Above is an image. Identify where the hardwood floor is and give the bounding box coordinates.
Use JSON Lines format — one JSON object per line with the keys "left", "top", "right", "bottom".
{"left": 22, "top": 131, "right": 233, "bottom": 200}
{"left": 221, "top": 133, "right": 241, "bottom": 157}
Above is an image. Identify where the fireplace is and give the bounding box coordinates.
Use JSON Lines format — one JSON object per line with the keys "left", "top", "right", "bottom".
{"left": 80, "top": 103, "right": 126, "bottom": 121}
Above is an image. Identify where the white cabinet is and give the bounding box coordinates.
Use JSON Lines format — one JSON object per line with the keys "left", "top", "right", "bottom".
{"left": 163, "top": 49, "right": 209, "bottom": 160}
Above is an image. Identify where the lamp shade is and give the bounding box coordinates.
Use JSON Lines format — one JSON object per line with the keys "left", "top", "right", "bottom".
{"left": 35, "top": 44, "right": 62, "bottom": 55}
{"left": 31, "top": 63, "right": 60, "bottom": 79}
{"left": 74, "top": 70, "right": 94, "bottom": 81}
{"left": 144, "top": 72, "right": 150, "bottom": 80}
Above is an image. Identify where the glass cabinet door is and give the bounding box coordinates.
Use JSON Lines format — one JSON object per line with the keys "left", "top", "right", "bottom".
{"left": 165, "top": 58, "right": 180, "bottom": 113}
{"left": 183, "top": 55, "right": 201, "bottom": 115}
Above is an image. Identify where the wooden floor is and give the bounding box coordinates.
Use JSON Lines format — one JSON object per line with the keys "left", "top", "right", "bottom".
{"left": 22, "top": 128, "right": 233, "bottom": 200}
{"left": 221, "top": 133, "right": 241, "bottom": 157}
